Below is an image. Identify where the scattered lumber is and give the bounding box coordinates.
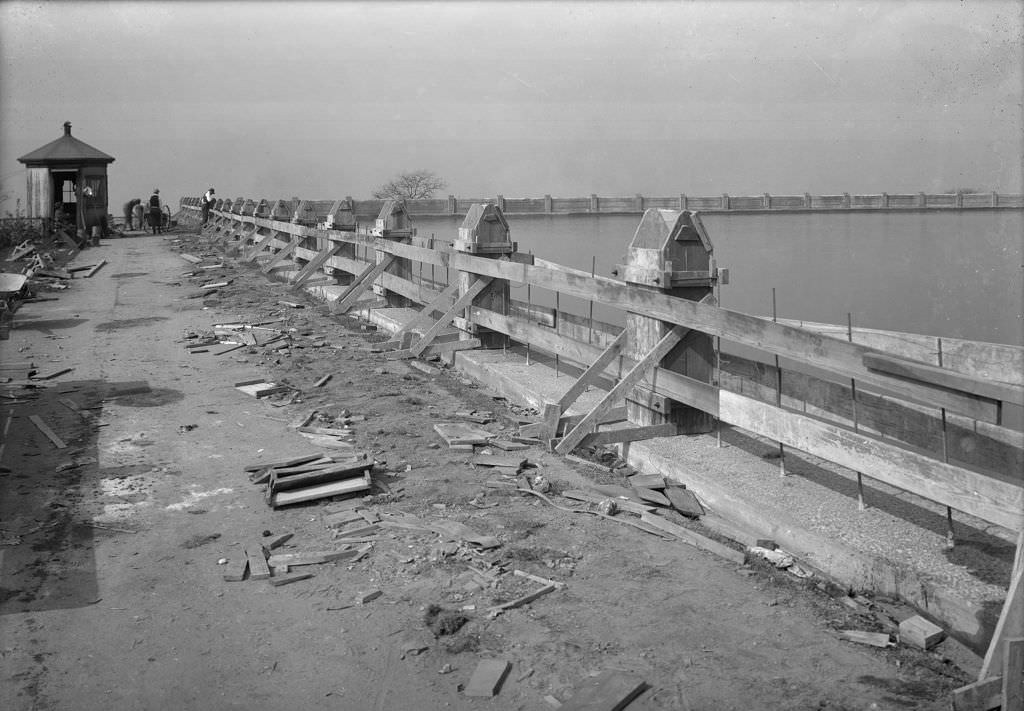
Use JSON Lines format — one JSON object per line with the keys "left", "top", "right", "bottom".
{"left": 663, "top": 486, "right": 704, "bottom": 518}
{"left": 639, "top": 512, "right": 746, "bottom": 564}
{"left": 839, "top": 630, "right": 894, "bottom": 648}
{"left": 628, "top": 473, "right": 665, "bottom": 489}
{"left": 267, "top": 471, "right": 372, "bottom": 508}
{"left": 465, "top": 659, "right": 511, "bottom": 698}
{"left": 31, "top": 367, "right": 74, "bottom": 381}
{"left": 180, "top": 253, "right": 203, "bottom": 264}
{"left": 488, "top": 439, "right": 530, "bottom": 452}
{"left": 488, "top": 583, "right": 557, "bottom": 617}
{"left": 313, "top": 374, "right": 332, "bottom": 388}
{"left": 433, "top": 422, "right": 493, "bottom": 449}
{"left": 631, "top": 486, "right": 671, "bottom": 507}
{"left": 222, "top": 558, "right": 248, "bottom": 582}
{"left": 267, "top": 461, "right": 370, "bottom": 494}
{"left": 268, "top": 572, "right": 313, "bottom": 587}
{"left": 561, "top": 489, "right": 654, "bottom": 516}
{"left": 472, "top": 454, "right": 528, "bottom": 469}
{"left": 235, "top": 379, "right": 291, "bottom": 399}
{"left": 243, "top": 453, "right": 323, "bottom": 472}
{"left": 84, "top": 260, "right": 107, "bottom": 278}
{"left": 559, "top": 670, "right": 648, "bottom": 711}
{"left": 246, "top": 542, "right": 272, "bottom": 580}
{"left": 267, "top": 548, "right": 363, "bottom": 567}
{"left": 29, "top": 415, "right": 67, "bottom": 449}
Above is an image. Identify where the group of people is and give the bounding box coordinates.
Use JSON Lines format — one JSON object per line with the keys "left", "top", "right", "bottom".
{"left": 121, "top": 187, "right": 217, "bottom": 234}
{"left": 122, "top": 189, "right": 167, "bottom": 234}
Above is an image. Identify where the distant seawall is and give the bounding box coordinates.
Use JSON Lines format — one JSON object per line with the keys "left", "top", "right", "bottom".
{"left": 184, "top": 191, "right": 1024, "bottom": 220}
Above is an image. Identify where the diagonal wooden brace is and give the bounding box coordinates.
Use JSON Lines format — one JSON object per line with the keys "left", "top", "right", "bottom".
{"left": 409, "top": 276, "right": 493, "bottom": 358}
{"left": 556, "top": 329, "right": 628, "bottom": 413}
{"left": 261, "top": 238, "right": 298, "bottom": 274}
{"left": 554, "top": 325, "right": 686, "bottom": 455}
{"left": 244, "top": 230, "right": 276, "bottom": 262}
{"left": 387, "top": 281, "right": 462, "bottom": 346}
{"left": 290, "top": 243, "right": 342, "bottom": 290}
{"left": 331, "top": 255, "right": 395, "bottom": 314}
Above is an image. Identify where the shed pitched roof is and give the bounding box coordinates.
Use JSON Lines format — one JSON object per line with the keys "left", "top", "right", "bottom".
{"left": 18, "top": 122, "right": 115, "bottom": 165}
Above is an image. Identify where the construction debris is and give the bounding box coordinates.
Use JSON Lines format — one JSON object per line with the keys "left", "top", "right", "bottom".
{"left": 464, "top": 659, "right": 511, "bottom": 698}
{"left": 899, "top": 615, "right": 946, "bottom": 650}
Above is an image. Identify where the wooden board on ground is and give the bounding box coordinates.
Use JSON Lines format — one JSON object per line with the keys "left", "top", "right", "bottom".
{"left": 663, "top": 486, "right": 704, "bottom": 518}
{"left": 473, "top": 454, "right": 527, "bottom": 469}
{"left": 464, "top": 659, "right": 511, "bottom": 698}
{"left": 434, "top": 422, "right": 492, "bottom": 447}
{"left": 628, "top": 473, "right": 665, "bottom": 490}
{"left": 488, "top": 439, "right": 531, "bottom": 452}
{"left": 639, "top": 512, "right": 747, "bottom": 564}
{"left": 561, "top": 489, "right": 655, "bottom": 516}
{"left": 631, "top": 486, "right": 671, "bottom": 507}
{"left": 268, "top": 471, "right": 372, "bottom": 508}
{"left": 268, "top": 572, "right": 313, "bottom": 587}
{"left": 222, "top": 557, "right": 248, "bottom": 582}
{"left": 29, "top": 415, "right": 67, "bottom": 449}
{"left": 267, "top": 549, "right": 361, "bottom": 567}
{"left": 899, "top": 615, "right": 946, "bottom": 650}
{"left": 559, "top": 670, "right": 648, "bottom": 711}
{"left": 246, "top": 542, "right": 271, "bottom": 580}
{"left": 243, "top": 453, "right": 323, "bottom": 472}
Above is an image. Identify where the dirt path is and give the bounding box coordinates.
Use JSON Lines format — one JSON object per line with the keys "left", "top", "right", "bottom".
{"left": 0, "top": 230, "right": 971, "bottom": 710}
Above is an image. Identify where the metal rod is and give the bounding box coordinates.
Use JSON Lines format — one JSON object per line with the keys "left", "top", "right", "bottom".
{"left": 848, "top": 312, "right": 867, "bottom": 510}
{"left": 526, "top": 281, "right": 532, "bottom": 366}
{"left": 715, "top": 268, "right": 723, "bottom": 448}
{"left": 772, "top": 288, "right": 785, "bottom": 475}
{"left": 555, "top": 290, "right": 560, "bottom": 377}
{"left": 588, "top": 255, "right": 596, "bottom": 345}
{"left": 936, "top": 338, "right": 955, "bottom": 549}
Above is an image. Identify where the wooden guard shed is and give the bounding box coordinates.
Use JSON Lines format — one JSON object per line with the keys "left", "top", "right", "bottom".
{"left": 17, "top": 121, "right": 115, "bottom": 236}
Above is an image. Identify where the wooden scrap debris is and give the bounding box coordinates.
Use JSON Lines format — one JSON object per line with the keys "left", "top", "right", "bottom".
{"left": 472, "top": 454, "right": 528, "bottom": 469}
{"left": 29, "top": 415, "right": 67, "bottom": 449}
{"left": 313, "top": 374, "right": 332, "bottom": 388}
{"left": 84, "top": 260, "right": 107, "bottom": 278}
{"left": 628, "top": 473, "right": 665, "bottom": 489}
{"left": 267, "top": 549, "right": 362, "bottom": 567}
{"left": 488, "top": 584, "right": 557, "bottom": 618}
{"left": 234, "top": 379, "right": 291, "bottom": 399}
{"left": 31, "top": 367, "right": 74, "bottom": 381}
{"left": 663, "top": 486, "right": 704, "bottom": 518}
{"left": 222, "top": 557, "right": 248, "bottom": 582}
{"left": 267, "top": 471, "right": 372, "bottom": 508}
{"left": 265, "top": 532, "right": 294, "bottom": 550}
{"left": 180, "top": 253, "right": 203, "bottom": 264}
{"left": 488, "top": 439, "right": 530, "bottom": 452}
{"left": 409, "top": 360, "right": 440, "bottom": 376}
{"left": 639, "top": 512, "right": 746, "bottom": 564}
{"left": 433, "top": 422, "right": 493, "bottom": 450}
{"left": 244, "top": 453, "right": 323, "bottom": 473}
{"left": 560, "top": 670, "right": 648, "bottom": 711}
{"left": 464, "top": 659, "right": 511, "bottom": 698}
{"left": 278, "top": 300, "right": 304, "bottom": 308}
{"left": 899, "top": 615, "right": 945, "bottom": 650}
{"left": 268, "top": 572, "right": 313, "bottom": 587}
{"left": 631, "top": 486, "right": 671, "bottom": 507}
{"left": 246, "top": 542, "right": 272, "bottom": 580}
{"left": 356, "top": 590, "right": 382, "bottom": 604}
{"left": 839, "top": 630, "right": 894, "bottom": 648}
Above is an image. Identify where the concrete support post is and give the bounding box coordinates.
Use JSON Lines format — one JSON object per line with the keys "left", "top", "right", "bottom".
{"left": 452, "top": 203, "right": 514, "bottom": 349}
{"left": 621, "top": 209, "right": 716, "bottom": 433}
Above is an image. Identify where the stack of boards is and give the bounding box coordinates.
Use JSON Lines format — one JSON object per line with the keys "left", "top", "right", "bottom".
{"left": 245, "top": 453, "right": 372, "bottom": 508}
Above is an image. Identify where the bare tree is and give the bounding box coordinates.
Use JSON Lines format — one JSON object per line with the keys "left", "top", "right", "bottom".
{"left": 372, "top": 170, "right": 447, "bottom": 200}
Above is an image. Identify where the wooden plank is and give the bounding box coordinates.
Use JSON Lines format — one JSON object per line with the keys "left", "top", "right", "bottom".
{"left": 632, "top": 487, "right": 671, "bottom": 507}
{"left": 389, "top": 280, "right": 461, "bottom": 343}
{"left": 268, "top": 572, "right": 314, "bottom": 587}
{"left": 290, "top": 243, "right": 342, "bottom": 289}
{"left": 313, "top": 374, "right": 332, "bottom": 388}
{"left": 450, "top": 253, "right": 1000, "bottom": 422}
{"left": 487, "top": 584, "right": 557, "bottom": 616}
{"left": 1003, "top": 638, "right": 1024, "bottom": 711}
{"left": 84, "top": 260, "right": 106, "bottom": 278}
{"left": 559, "top": 670, "right": 647, "bottom": 711}
{"left": 663, "top": 486, "right": 704, "bottom": 517}
{"left": 555, "top": 325, "right": 686, "bottom": 454}
{"left": 243, "top": 453, "right": 323, "bottom": 472}
{"left": 433, "top": 422, "right": 492, "bottom": 446}
{"left": 384, "top": 338, "right": 481, "bottom": 361}
{"left": 864, "top": 352, "right": 1022, "bottom": 405}
{"left": 268, "top": 472, "right": 372, "bottom": 507}
{"left": 899, "top": 615, "right": 946, "bottom": 650}
{"left": 555, "top": 330, "right": 627, "bottom": 412}
{"left": 472, "top": 454, "right": 527, "bottom": 468}
{"left": 639, "top": 512, "right": 747, "bottom": 564}
{"left": 719, "top": 390, "right": 1024, "bottom": 532}
{"left": 409, "top": 276, "right": 493, "bottom": 358}
{"left": 561, "top": 489, "right": 655, "bottom": 516}
{"left": 243, "top": 230, "right": 276, "bottom": 262}
{"left": 464, "top": 659, "right": 511, "bottom": 698}
{"left": 260, "top": 238, "right": 298, "bottom": 274}
{"left": 331, "top": 255, "right": 395, "bottom": 314}
{"left": 28, "top": 415, "right": 66, "bottom": 449}
{"left": 246, "top": 542, "right": 271, "bottom": 580}
{"left": 222, "top": 557, "right": 248, "bottom": 582}
{"left": 268, "top": 462, "right": 370, "bottom": 493}
{"left": 952, "top": 677, "right": 1003, "bottom": 711}
{"left": 982, "top": 531, "right": 1024, "bottom": 678}
{"left": 629, "top": 474, "right": 665, "bottom": 489}
{"left": 576, "top": 422, "right": 677, "bottom": 448}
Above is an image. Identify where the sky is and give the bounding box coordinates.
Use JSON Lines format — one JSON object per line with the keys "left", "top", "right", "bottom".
{"left": 0, "top": 0, "right": 1021, "bottom": 214}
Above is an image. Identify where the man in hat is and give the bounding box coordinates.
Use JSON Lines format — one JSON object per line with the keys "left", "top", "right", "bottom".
{"left": 201, "top": 187, "right": 216, "bottom": 225}
{"left": 122, "top": 198, "right": 140, "bottom": 230}
{"left": 148, "top": 189, "right": 162, "bottom": 235}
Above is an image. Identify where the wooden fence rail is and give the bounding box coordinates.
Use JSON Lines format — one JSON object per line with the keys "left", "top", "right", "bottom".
{"left": 179, "top": 199, "right": 1024, "bottom": 535}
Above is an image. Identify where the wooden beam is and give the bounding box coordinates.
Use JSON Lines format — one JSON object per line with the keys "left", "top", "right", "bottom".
{"left": 1004, "top": 638, "right": 1024, "bottom": 711}
{"left": 981, "top": 531, "right": 1024, "bottom": 678}
{"left": 556, "top": 329, "right": 627, "bottom": 412}
{"left": 864, "top": 352, "right": 1022, "bottom": 405}
{"left": 719, "top": 390, "right": 1024, "bottom": 532}
{"left": 330, "top": 255, "right": 395, "bottom": 314}
{"left": 409, "top": 276, "right": 492, "bottom": 358}
{"left": 952, "top": 676, "right": 1003, "bottom": 711}
{"left": 260, "top": 238, "right": 298, "bottom": 273}
{"left": 388, "top": 280, "right": 461, "bottom": 344}
{"left": 290, "top": 243, "right": 341, "bottom": 289}
{"left": 243, "top": 230, "right": 276, "bottom": 262}
{"left": 555, "top": 325, "right": 686, "bottom": 454}
{"left": 383, "top": 338, "right": 481, "bottom": 361}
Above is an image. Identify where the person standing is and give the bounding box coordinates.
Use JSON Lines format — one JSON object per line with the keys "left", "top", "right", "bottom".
{"left": 132, "top": 200, "right": 145, "bottom": 232}
{"left": 201, "top": 187, "right": 216, "bottom": 225}
{"left": 122, "top": 198, "right": 140, "bottom": 230}
{"left": 148, "top": 189, "right": 162, "bottom": 235}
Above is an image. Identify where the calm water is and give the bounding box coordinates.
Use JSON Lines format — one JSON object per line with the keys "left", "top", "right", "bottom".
{"left": 415, "top": 210, "right": 1024, "bottom": 347}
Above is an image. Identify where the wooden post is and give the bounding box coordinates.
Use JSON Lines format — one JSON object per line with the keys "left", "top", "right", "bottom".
{"left": 590, "top": 194, "right": 598, "bottom": 212}
{"left": 918, "top": 192, "right": 927, "bottom": 208}
{"left": 992, "top": 191, "right": 999, "bottom": 208}
{"left": 635, "top": 194, "right": 644, "bottom": 212}
{"left": 619, "top": 209, "right": 716, "bottom": 433}
{"left": 448, "top": 195, "right": 457, "bottom": 215}
{"left": 804, "top": 192, "right": 812, "bottom": 209}
{"left": 721, "top": 194, "right": 729, "bottom": 210}
{"left": 843, "top": 192, "right": 851, "bottom": 209}
{"left": 371, "top": 199, "right": 414, "bottom": 308}
{"left": 544, "top": 194, "right": 553, "bottom": 213}
{"left": 325, "top": 198, "right": 357, "bottom": 286}
{"left": 763, "top": 193, "right": 771, "bottom": 209}
{"left": 452, "top": 203, "right": 514, "bottom": 349}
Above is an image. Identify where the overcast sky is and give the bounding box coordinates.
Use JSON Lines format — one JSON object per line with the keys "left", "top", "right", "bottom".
{"left": 1, "top": 0, "right": 1021, "bottom": 212}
